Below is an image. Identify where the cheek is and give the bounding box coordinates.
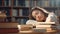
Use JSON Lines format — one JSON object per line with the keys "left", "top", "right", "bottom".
{"left": 36, "top": 15, "right": 45, "bottom": 20}
{"left": 41, "top": 15, "right": 45, "bottom": 20}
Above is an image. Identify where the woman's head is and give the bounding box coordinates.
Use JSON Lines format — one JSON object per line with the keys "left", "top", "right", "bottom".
{"left": 31, "top": 7, "right": 49, "bottom": 22}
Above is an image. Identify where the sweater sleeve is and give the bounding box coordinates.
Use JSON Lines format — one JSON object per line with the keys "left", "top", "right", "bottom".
{"left": 26, "top": 20, "right": 37, "bottom": 25}
{"left": 46, "top": 12, "right": 59, "bottom": 25}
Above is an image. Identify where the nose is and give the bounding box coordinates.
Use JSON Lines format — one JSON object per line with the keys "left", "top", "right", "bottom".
{"left": 38, "top": 15, "right": 41, "bottom": 18}
{"left": 36, "top": 14, "right": 41, "bottom": 19}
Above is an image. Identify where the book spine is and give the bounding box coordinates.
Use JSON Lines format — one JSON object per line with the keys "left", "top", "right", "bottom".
{"left": 19, "top": 9, "right": 23, "bottom": 16}
{"left": 25, "top": 1, "right": 29, "bottom": 7}
{"left": 36, "top": 25, "right": 56, "bottom": 28}
{"left": 12, "top": 9, "right": 18, "bottom": 16}
{"left": 37, "top": 22, "right": 55, "bottom": 25}
{"left": 16, "top": 0, "right": 18, "bottom": 6}
{"left": 0, "top": 23, "right": 18, "bottom": 28}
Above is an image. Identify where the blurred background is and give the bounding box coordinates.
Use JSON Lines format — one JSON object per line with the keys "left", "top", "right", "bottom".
{"left": 0, "top": 0, "right": 60, "bottom": 24}
{"left": 0, "top": 0, "right": 60, "bottom": 34}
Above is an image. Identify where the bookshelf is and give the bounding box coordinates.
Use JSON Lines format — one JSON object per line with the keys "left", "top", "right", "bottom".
{"left": 0, "top": 0, "right": 60, "bottom": 34}
{"left": 0, "top": 0, "right": 60, "bottom": 24}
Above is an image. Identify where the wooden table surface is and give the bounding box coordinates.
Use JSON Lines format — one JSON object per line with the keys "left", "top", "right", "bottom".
{"left": 19, "top": 30, "right": 57, "bottom": 34}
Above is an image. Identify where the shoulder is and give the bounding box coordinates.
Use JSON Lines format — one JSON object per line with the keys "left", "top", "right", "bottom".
{"left": 26, "top": 20, "right": 37, "bottom": 25}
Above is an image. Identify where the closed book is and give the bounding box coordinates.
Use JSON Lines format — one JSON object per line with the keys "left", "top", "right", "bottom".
{"left": 20, "top": 31, "right": 32, "bottom": 33}
{"left": 35, "top": 25, "right": 56, "bottom": 30}
{"left": 0, "top": 23, "right": 18, "bottom": 28}
{"left": 33, "top": 28, "right": 46, "bottom": 32}
{"left": 34, "top": 27, "right": 56, "bottom": 30}
{"left": 18, "top": 25, "right": 33, "bottom": 31}
{"left": 33, "top": 28, "right": 56, "bottom": 32}
{"left": 36, "top": 22, "right": 55, "bottom": 25}
{"left": 36, "top": 25, "right": 56, "bottom": 28}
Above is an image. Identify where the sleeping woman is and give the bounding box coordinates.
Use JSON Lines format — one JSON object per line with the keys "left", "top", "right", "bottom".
{"left": 26, "top": 7, "right": 59, "bottom": 25}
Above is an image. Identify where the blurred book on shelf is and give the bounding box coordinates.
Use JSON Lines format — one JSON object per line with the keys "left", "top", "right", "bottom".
{"left": 17, "top": 18, "right": 28, "bottom": 24}
{"left": 44, "top": 0, "right": 49, "bottom": 7}
{"left": 22, "top": 8, "right": 29, "bottom": 16}
{"left": 12, "top": 9, "right": 18, "bottom": 16}
{"left": 13, "top": 0, "right": 18, "bottom": 6}
{"left": 30, "top": 0, "right": 35, "bottom": 7}
{"left": 25, "top": 0, "right": 29, "bottom": 7}
{"left": 0, "top": 0, "right": 2, "bottom": 6}
{"left": 5, "top": 9, "right": 10, "bottom": 16}
{"left": 55, "top": 0, "right": 60, "bottom": 7}
{"left": 18, "top": 0, "right": 25, "bottom": 7}
{"left": 9, "top": 0, "right": 12, "bottom": 6}
{"left": 19, "top": 8, "right": 29, "bottom": 16}
{"left": 4, "top": 0, "right": 9, "bottom": 6}
{"left": 11, "top": 17, "right": 16, "bottom": 22}
{"left": 19, "top": 9, "right": 23, "bottom": 16}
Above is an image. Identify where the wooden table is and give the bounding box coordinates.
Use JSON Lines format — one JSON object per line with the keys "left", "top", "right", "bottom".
{"left": 19, "top": 30, "right": 57, "bottom": 34}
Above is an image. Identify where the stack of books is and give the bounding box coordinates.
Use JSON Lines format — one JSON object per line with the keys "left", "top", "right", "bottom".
{"left": 18, "top": 22, "right": 57, "bottom": 34}
{"left": 32, "top": 22, "right": 57, "bottom": 32}
{"left": 0, "top": 23, "right": 19, "bottom": 33}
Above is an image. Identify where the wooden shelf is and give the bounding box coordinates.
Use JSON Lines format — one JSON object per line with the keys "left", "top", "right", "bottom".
{"left": 0, "top": 6, "right": 30, "bottom": 8}
{"left": 6, "top": 16, "right": 29, "bottom": 18}
{"left": 0, "top": 21, "right": 18, "bottom": 23}
{"left": 0, "top": 6, "right": 60, "bottom": 8}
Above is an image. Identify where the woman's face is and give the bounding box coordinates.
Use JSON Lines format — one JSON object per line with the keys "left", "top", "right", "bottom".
{"left": 32, "top": 10, "right": 45, "bottom": 22}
